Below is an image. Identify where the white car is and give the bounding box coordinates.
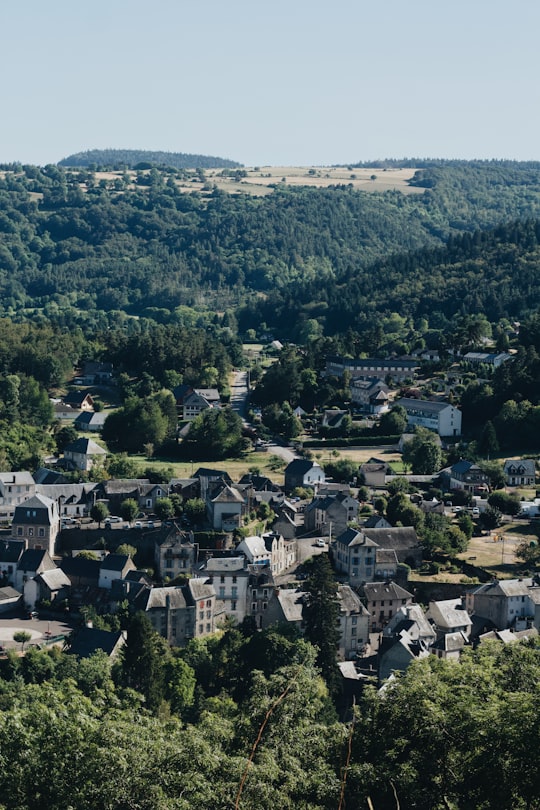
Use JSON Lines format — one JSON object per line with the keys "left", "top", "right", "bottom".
{"left": 316, "top": 539, "right": 326, "bottom": 548}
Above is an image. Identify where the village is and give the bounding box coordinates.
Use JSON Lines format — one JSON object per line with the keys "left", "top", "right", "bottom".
{"left": 1, "top": 348, "right": 539, "bottom": 698}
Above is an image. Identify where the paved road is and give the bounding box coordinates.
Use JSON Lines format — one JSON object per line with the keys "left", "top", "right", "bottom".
{"left": 0, "top": 615, "right": 73, "bottom": 650}
{"left": 230, "top": 370, "right": 249, "bottom": 418}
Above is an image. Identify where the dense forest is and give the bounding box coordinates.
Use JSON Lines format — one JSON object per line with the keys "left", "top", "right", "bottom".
{"left": 58, "top": 149, "right": 242, "bottom": 170}
{"left": 0, "top": 618, "right": 538, "bottom": 810}
{"left": 2, "top": 162, "right": 540, "bottom": 339}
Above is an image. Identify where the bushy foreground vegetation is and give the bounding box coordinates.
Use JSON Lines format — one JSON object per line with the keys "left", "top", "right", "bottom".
{"left": 0, "top": 620, "right": 539, "bottom": 810}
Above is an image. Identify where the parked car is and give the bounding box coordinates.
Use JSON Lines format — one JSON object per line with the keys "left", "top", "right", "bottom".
{"left": 105, "top": 515, "right": 122, "bottom": 524}
{"left": 134, "top": 521, "right": 143, "bottom": 530}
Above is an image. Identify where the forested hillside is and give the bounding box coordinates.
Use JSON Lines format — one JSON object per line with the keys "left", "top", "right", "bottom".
{"left": 1, "top": 162, "right": 540, "bottom": 337}
{"left": 58, "top": 148, "right": 242, "bottom": 169}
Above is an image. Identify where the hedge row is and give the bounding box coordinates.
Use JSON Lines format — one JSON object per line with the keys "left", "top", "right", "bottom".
{"left": 302, "top": 435, "right": 399, "bottom": 449}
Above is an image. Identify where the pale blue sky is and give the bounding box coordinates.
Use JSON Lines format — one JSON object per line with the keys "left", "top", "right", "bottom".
{"left": 1, "top": 0, "right": 539, "bottom": 166}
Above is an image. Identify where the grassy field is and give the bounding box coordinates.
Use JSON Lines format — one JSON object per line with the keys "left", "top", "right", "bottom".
{"left": 455, "top": 524, "right": 531, "bottom": 577}
{"left": 119, "top": 450, "right": 287, "bottom": 485}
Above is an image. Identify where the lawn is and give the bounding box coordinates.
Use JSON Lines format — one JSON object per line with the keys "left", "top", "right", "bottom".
{"left": 130, "top": 450, "right": 287, "bottom": 484}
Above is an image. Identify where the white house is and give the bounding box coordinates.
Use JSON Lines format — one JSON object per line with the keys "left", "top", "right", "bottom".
{"left": 203, "top": 556, "right": 251, "bottom": 623}
{"left": 396, "top": 397, "right": 462, "bottom": 437}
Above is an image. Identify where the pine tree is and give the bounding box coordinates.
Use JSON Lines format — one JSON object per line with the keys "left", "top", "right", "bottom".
{"left": 302, "top": 554, "right": 341, "bottom": 698}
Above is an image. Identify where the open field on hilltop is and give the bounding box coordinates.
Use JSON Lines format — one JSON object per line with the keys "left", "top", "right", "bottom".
{"left": 207, "top": 165, "right": 423, "bottom": 195}
{"left": 90, "top": 166, "right": 422, "bottom": 198}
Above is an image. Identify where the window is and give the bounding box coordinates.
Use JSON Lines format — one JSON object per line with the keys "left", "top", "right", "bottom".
{"left": 38, "top": 528, "right": 45, "bottom": 538}
{"left": 231, "top": 601, "right": 237, "bottom": 611}
{"left": 220, "top": 575, "right": 225, "bottom": 583}
{"left": 352, "top": 616, "right": 357, "bottom": 625}
{"left": 166, "top": 559, "right": 173, "bottom": 569}
{"left": 17, "top": 527, "right": 23, "bottom": 536}
{"left": 219, "top": 587, "right": 225, "bottom": 598}
{"left": 199, "top": 611, "right": 204, "bottom": 620}
{"left": 28, "top": 528, "right": 33, "bottom": 537}
{"left": 262, "top": 602, "right": 268, "bottom": 610}
{"left": 232, "top": 575, "right": 237, "bottom": 583}
{"left": 199, "top": 624, "right": 203, "bottom": 634}
{"left": 231, "top": 586, "right": 238, "bottom": 598}
{"left": 251, "top": 602, "right": 257, "bottom": 611}
{"left": 206, "top": 610, "right": 212, "bottom": 619}
{"left": 206, "top": 600, "right": 212, "bottom": 607}
{"left": 206, "top": 623, "right": 211, "bottom": 633}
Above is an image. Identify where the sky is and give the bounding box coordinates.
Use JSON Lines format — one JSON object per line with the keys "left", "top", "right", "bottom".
{"left": 1, "top": 0, "right": 539, "bottom": 167}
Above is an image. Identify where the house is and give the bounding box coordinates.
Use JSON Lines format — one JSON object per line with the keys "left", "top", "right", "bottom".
{"left": 503, "top": 459, "right": 536, "bottom": 487}
{"left": 426, "top": 598, "right": 472, "bottom": 640}
{"left": 468, "top": 578, "right": 539, "bottom": 630}
{"left": 52, "top": 402, "right": 81, "bottom": 421}
{"left": 98, "top": 554, "right": 136, "bottom": 590}
{"left": 68, "top": 627, "right": 126, "bottom": 659}
{"left": 362, "top": 515, "right": 392, "bottom": 529}
{"left": 0, "top": 471, "right": 36, "bottom": 520}
{"left": 378, "top": 628, "right": 430, "bottom": 682}
{"left": 362, "top": 581, "right": 414, "bottom": 632}
{"left": 325, "top": 356, "right": 419, "bottom": 382}
{"left": 382, "top": 604, "right": 437, "bottom": 648}
{"left": 395, "top": 397, "right": 462, "bottom": 437}
{"left": 351, "top": 377, "right": 390, "bottom": 414}
{"left": 0, "top": 585, "right": 22, "bottom": 614}
{"left": 12, "top": 494, "right": 60, "bottom": 556}
{"left": 74, "top": 411, "right": 107, "bottom": 432}
{"left": 24, "top": 567, "right": 71, "bottom": 609}
{"left": 462, "top": 351, "right": 512, "bottom": 368}
{"left": 14, "top": 548, "right": 56, "bottom": 592}
{"left": 194, "top": 468, "right": 233, "bottom": 501}
{"left": 206, "top": 481, "right": 245, "bottom": 531}
{"left": 141, "top": 579, "right": 216, "bottom": 646}
{"left": 304, "top": 492, "right": 358, "bottom": 536}
{"left": 94, "top": 478, "right": 168, "bottom": 514}
{"left": 62, "top": 391, "right": 95, "bottom": 411}
{"left": 202, "top": 556, "right": 250, "bottom": 623}
{"left": 36, "top": 483, "right": 97, "bottom": 520}
{"left": 262, "top": 587, "right": 305, "bottom": 632}
{"left": 59, "top": 555, "right": 101, "bottom": 588}
{"left": 81, "top": 361, "right": 114, "bottom": 385}
{"left": 334, "top": 528, "right": 379, "bottom": 585}
{"left": 322, "top": 409, "right": 348, "bottom": 429}
{"left": 271, "top": 510, "right": 297, "bottom": 540}
{"left": 284, "top": 459, "right": 325, "bottom": 493}
{"left": 359, "top": 460, "right": 390, "bottom": 488}
{"left": 63, "top": 438, "right": 107, "bottom": 471}
{"left": 236, "top": 532, "right": 296, "bottom": 576}
{"left": 439, "top": 460, "right": 490, "bottom": 494}
{"left": 0, "top": 540, "right": 25, "bottom": 584}
{"left": 362, "top": 527, "right": 423, "bottom": 568}
{"left": 155, "top": 530, "right": 198, "bottom": 580}
{"left": 430, "top": 631, "right": 469, "bottom": 661}
{"left": 337, "top": 584, "right": 370, "bottom": 660}
{"left": 182, "top": 389, "right": 221, "bottom": 421}
{"left": 248, "top": 564, "right": 276, "bottom": 629}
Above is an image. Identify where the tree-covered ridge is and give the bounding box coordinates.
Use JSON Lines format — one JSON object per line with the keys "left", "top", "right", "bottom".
{"left": 241, "top": 217, "right": 540, "bottom": 339}
{"left": 2, "top": 162, "right": 540, "bottom": 332}
{"left": 58, "top": 148, "right": 242, "bottom": 169}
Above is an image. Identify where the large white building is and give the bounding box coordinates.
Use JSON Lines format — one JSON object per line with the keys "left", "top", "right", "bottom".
{"left": 396, "top": 398, "right": 462, "bottom": 437}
